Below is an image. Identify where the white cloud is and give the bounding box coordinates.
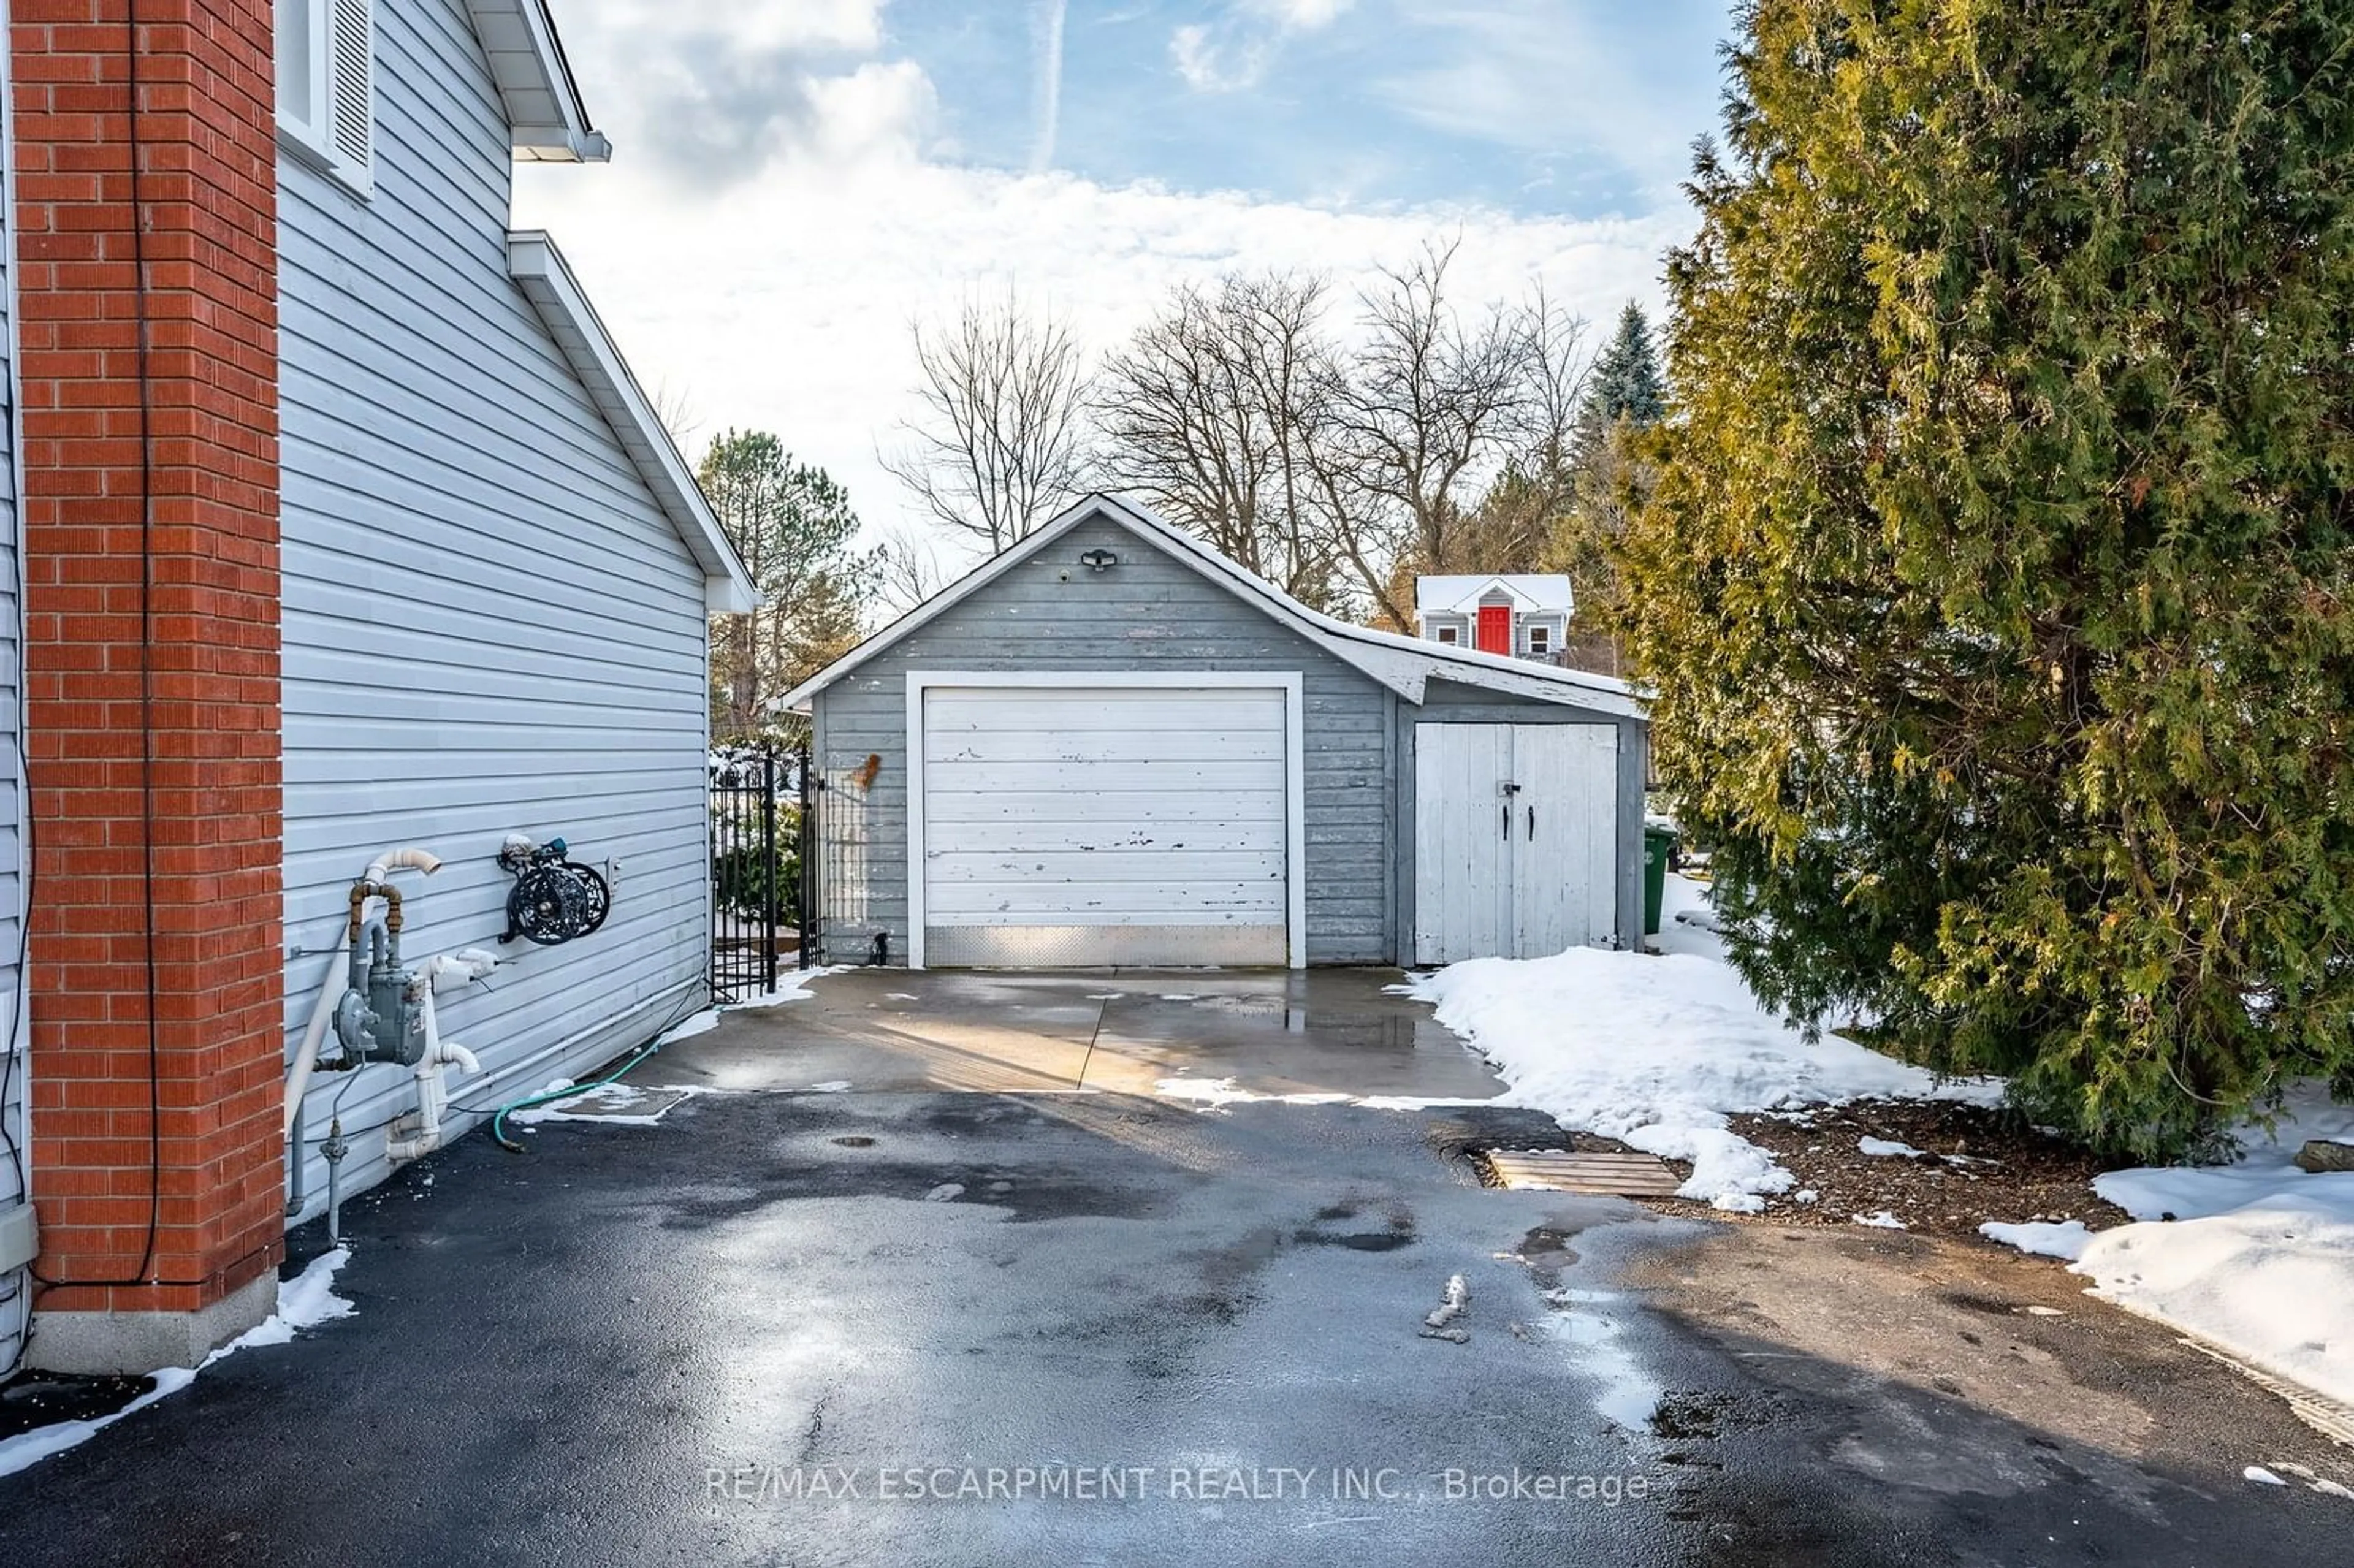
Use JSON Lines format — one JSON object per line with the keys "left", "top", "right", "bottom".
{"left": 1170, "top": 0, "right": 1356, "bottom": 93}
{"left": 516, "top": 154, "right": 1683, "bottom": 552}
{"left": 1255, "top": 0, "right": 1355, "bottom": 25}
{"left": 546, "top": 0, "right": 926, "bottom": 186}
{"left": 577, "top": 0, "right": 886, "bottom": 53}
{"left": 799, "top": 59, "right": 938, "bottom": 169}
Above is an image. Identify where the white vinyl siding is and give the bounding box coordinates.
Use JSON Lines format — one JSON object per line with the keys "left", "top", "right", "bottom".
{"left": 276, "top": 0, "right": 708, "bottom": 1211}
{"left": 915, "top": 684, "right": 1293, "bottom": 967}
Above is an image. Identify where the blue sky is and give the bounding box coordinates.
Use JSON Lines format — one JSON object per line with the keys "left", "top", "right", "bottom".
{"left": 520, "top": 1, "right": 1737, "bottom": 547}
{"left": 886, "top": 1, "right": 1734, "bottom": 217}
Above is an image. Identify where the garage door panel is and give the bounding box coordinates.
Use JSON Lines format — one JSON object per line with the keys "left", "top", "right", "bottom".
{"left": 920, "top": 758, "right": 1284, "bottom": 793}
{"left": 923, "top": 791, "right": 1284, "bottom": 826}
{"left": 924, "top": 693, "right": 1284, "bottom": 733}
{"left": 918, "top": 683, "right": 1295, "bottom": 967}
{"left": 924, "top": 820, "right": 1286, "bottom": 855}
{"left": 926, "top": 728, "right": 1287, "bottom": 766}
{"left": 929, "top": 882, "right": 1290, "bottom": 916}
{"left": 926, "top": 850, "right": 1285, "bottom": 884}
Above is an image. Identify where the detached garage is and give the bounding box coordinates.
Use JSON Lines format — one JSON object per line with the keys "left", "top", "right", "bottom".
{"left": 782, "top": 496, "right": 1648, "bottom": 969}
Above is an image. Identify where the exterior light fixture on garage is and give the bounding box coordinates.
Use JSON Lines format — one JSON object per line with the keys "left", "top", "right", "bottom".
{"left": 1078, "top": 547, "right": 1118, "bottom": 573}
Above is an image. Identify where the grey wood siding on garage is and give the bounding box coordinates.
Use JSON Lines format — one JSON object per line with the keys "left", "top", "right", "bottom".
{"left": 275, "top": 0, "right": 710, "bottom": 1211}
{"left": 813, "top": 517, "right": 1395, "bottom": 965}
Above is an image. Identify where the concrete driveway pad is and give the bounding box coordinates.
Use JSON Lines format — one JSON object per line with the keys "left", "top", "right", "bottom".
{"left": 670, "top": 967, "right": 1507, "bottom": 1103}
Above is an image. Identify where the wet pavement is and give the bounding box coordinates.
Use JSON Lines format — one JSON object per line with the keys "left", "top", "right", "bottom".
{"left": 672, "top": 966, "right": 1509, "bottom": 1101}
{"left": 1, "top": 970, "right": 2348, "bottom": 1566}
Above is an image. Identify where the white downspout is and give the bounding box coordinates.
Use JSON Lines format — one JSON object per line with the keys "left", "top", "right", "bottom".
{"left": 284, "top": 847, "right": 444, "bottom": 1138}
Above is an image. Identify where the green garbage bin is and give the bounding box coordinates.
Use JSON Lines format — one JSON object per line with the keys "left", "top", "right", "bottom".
{"left": 1642, "top": 825, "right": 1678, "bottom": 936}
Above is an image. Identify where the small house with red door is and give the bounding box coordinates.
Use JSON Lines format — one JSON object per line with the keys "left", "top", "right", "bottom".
{"left": 1414, "top": 576, "right": 1575, "bottom": 664}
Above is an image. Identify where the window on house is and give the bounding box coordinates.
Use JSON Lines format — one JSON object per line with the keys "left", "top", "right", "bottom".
{"left": 1528, "top": 625, "right": 1551, "bottom": 654}
{"left": 276, "top": 0, "right": 374, "bottom": 194}
{"left": 1437, "top": 626, "right": 1459, "bottom": 644}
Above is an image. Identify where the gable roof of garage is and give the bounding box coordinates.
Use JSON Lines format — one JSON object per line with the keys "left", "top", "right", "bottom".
{"left": 779, "top": 495, "right": 1645, "bottom": 720}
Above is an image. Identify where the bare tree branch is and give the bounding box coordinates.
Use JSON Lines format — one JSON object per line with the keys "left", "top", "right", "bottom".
{"left": 1332, "top": 238, "right": 1536, "bottom": 614}
{"left": 872, "top": 525, "right": 953, "bottom": 620}
{"left": 1096, "top": 272, "right": 1362, "bottom": 612}
{"left": 880, "top": 294, "right": 1094, "bottom": 554}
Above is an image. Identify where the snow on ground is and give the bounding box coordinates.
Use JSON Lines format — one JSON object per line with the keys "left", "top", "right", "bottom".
{"left": 1980, "top": 1083, "right": 2354, "bottom": 1407}
{"left": 653, "top": 966, "right": 851, "bottom": 1048}
{"left": 511, "top": 1081, "right": 682, "bottom": 1127}
{"left": 1401, "top": 876, "right": 2002, "bottom": 1211}
{"left": 1859, "top": 1136, "right": 1928, "bottom": 1159}
{"left": 1979, "top": 1219, "right": 2092, "bottom": 1262}
{"left": 0, "top": 1249, "right": 354, "bottom": 1480}
{"left": 1153, "top": 1077, "right": 1489, "bottom": 1114}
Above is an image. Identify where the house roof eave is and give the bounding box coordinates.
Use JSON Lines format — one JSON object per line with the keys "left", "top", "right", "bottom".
{"left": 506, "top": 232, "right": 757, "bottom": 614}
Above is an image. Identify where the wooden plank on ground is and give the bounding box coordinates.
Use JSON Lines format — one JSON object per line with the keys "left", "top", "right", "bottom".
{"left": 1482, "top": 1148, "right": 1685, "bottom": 1198}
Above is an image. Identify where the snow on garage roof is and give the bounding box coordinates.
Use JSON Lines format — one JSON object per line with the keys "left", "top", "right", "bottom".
{"left": 1415, "top": 574, "right": 1575, "bottom": 617}
{"left": 779, "top": 495, "right": 1643, "bottom": 720}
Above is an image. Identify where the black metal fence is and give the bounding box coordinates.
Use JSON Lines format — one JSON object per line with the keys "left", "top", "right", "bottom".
{"left": 709, "top": 746, "right": 812, "bottom": 1000}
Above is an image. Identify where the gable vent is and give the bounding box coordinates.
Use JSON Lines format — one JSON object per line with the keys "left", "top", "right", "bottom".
{"left": 327, "top": 0, "right": 374, "bottom": 186}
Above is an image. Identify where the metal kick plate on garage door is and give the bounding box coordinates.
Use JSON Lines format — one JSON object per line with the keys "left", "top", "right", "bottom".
{"left": 1480, "top": 1148, "right": 1685, "bottom": 1197}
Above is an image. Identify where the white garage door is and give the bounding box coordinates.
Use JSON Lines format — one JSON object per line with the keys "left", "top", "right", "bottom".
{"left": 914, "top": 682, "right": 1297, "bottom": 967}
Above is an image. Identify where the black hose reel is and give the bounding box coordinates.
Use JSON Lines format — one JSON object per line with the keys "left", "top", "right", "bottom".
{"left": 498, "top": 837, "right": 612, "bottom": 946}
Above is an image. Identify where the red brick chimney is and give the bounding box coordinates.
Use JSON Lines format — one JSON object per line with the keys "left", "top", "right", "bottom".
{"left": 10, "top": 0, "right": 284, "bottom": 1371}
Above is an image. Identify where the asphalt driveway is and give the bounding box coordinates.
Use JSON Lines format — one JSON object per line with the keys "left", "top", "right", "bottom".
{"left": 1, "top": 969, "right": 2347, "bottom": 1566}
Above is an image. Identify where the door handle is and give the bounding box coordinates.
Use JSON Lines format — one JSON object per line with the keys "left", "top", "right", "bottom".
{"left": 1528, "top": 805, "right": 1536, "bottom": 840}
{"left": 1501, "top": 804, "right": 1510, "bottom": 841}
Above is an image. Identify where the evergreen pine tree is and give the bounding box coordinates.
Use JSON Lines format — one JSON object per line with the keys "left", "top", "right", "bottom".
{"left": 1619, "top": 2, "right": 2354, "bottom": 1156}
{"left": 1587, "top": 301, "right": 1666, "bottom": 428}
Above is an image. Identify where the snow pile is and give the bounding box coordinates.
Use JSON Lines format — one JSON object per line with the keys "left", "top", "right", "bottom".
{"left": 1859, "top": 1136, "right": 1927, "bottom": 1159}
{"left": 1978, "top": 1219, "right": 2092, "bottom": 1262}
{"left": 1401, "top": 882, "right": 2002, "bottom": 1210}
{"left": 1983, "top": 1085, "right": 2354, "bottom": 1407}
{"left": 0, "top": 1249, "right": 354, "bottom": 1480}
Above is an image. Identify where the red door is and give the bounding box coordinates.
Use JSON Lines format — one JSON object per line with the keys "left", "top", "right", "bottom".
{"left": 1476, "top": 604, "right": 1512, "bottom": 655}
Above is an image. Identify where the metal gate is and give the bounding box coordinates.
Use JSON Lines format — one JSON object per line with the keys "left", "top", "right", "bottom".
{"left": 709, "top": 746, "right": 813, "bottom": 1000}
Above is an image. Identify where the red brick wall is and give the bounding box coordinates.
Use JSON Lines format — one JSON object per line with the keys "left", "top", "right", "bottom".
{"left": 11, "top": 0, "right": 282, "bottom": 1317}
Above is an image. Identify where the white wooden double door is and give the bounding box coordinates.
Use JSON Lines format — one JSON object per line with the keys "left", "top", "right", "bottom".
{"left": 1413, "top": 723, "right": 1619, "bottom": 963}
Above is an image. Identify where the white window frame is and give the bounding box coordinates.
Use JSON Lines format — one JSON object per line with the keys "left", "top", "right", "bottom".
{"left": 1437, "top": 626, "right": 1460, "bottom": 644}
{"left": 902, "top": 671, "right": 1308, "bottom": 972}
{"left": 276, "top": 0, "right": 373, "bottom": 195}
{"left": 1527, "top": 623, "right": 1552, "bottom": 655}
